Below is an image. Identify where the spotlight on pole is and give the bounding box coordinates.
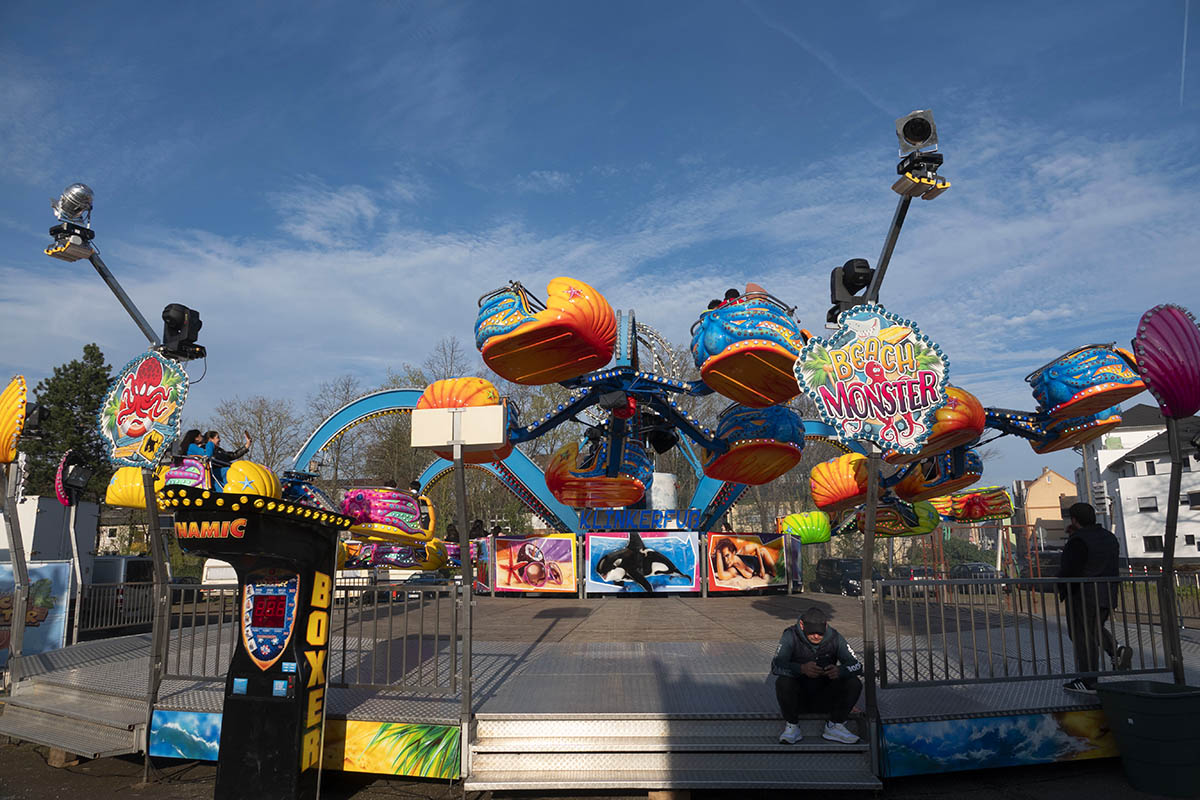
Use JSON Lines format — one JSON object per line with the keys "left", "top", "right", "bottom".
{"left": 22, "top": 403, "right": 50, "bottom": 437}
{"left": 53, "top": 183, "right": 95, "bottom": 223}
{"left": 161, "top": 303, "right": 207, "bottom": 361}
{"left": 895, "top": 110, "right": 938, "bottom": 155}
{"left": 891, "top": 110, "right": 950, "bottom": 201}
{"left": 45, "top": 183, "right": 97, "bottom": 262}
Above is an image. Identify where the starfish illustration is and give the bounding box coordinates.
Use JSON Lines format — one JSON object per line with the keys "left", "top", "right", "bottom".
{"left": 235, "top": 476, "right": 256, "bottom": 491}
{"left": 565, "top": 285, "right": 584, "bottom": 300}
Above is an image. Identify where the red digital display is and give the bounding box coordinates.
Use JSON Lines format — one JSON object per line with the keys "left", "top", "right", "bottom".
{"left": 250, "top": 594, "right": 286, "bottom": 629}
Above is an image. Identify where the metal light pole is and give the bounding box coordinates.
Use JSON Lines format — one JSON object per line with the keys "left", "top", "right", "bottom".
{"left": 1, "top": 463, "right": 31, "bottom": 685}
{"left": 1159, "top": 418, "right": 1187, "bottom": 684}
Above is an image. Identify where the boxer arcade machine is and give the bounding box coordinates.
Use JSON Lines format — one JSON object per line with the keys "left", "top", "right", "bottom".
{"left": 166, "top": 488, "right": 352, "bottom": 800}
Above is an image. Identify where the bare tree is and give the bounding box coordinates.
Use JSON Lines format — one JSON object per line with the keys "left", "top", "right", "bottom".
{"left": 422, "top": 335, "right": 476, "bottom": 381}
{"left": 212, "top": 395, "right": 303, "bottom": 472}
{"left": 306, "top": 374, "right": 367, "bottom": 493}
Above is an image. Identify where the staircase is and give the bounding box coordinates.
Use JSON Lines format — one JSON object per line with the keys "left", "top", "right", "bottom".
{"left": 465, "top": 713, "right": 879, "bottom": 791}
{"left": 0, "top": 679, "right": 146, "bottom": 759}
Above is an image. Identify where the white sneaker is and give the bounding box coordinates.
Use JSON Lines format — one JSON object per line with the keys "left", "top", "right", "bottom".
{"left": 779, "top": 722, "right": 803, "bottom": 744}
{"left": 822, "top": 721, "right": 860, "bottom": 744}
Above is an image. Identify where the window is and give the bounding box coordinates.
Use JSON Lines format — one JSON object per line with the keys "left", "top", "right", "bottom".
{"left": 1143, "top": 536, "right": 1164, "bottom": 552}
{"left": 1138, "top": 496, "right": 1159, "bottom": 512}
{"left": 1182, "top": 494, "right": 1191, "bottom": 506}
{"left": 1185, "top": 535, "right": 1196, "bottom": 547}
{"left": 1145, "top": 461, "right": 1156, "bottom": 476}
{"left": 1190, "top": 492, "right": 1200, "bottom": 507}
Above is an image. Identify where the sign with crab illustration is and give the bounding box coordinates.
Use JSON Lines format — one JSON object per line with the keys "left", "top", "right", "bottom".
{"left": 98, "top": 351, "right": 189, "bottom": 468}
{"left": 795, "top": 304, "right": 948, "bottom": 454}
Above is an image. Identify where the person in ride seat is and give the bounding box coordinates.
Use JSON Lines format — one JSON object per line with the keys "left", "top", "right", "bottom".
{"left": 770, "top": 606, "right": 862, "bottom": 744}
{"left": 189, "top": 430, "right": 253, "bottom": 487}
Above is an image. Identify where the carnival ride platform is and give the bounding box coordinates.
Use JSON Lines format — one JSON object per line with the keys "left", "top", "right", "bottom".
{"left": 3, "top": 594, "right": 1198, "bottom": 790}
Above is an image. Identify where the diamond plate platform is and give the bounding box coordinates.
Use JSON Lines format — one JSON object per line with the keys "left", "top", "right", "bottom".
{"left": 0, "top": 704, "right": 142, "bottom": 759}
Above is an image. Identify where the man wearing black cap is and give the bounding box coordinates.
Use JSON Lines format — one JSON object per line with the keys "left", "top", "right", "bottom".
{"left": 770, "top": 607, "right": 863, "bottom": 744}
{"left": 1058, "top": 502, "right": 1132, "bottom": 694}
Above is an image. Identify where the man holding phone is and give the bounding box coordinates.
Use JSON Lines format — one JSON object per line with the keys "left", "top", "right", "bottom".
{"left": 770, "top": 606, "right": 862, "bottom": 744}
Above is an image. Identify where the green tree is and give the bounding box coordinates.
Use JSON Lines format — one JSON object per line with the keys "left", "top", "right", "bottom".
{"left": 19, "top": 343, "right": 113, "bottom": 501}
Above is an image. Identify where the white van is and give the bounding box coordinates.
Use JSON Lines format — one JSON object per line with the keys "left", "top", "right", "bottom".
{"left": 200, "top": 559, "right": 239, "bottom": 596}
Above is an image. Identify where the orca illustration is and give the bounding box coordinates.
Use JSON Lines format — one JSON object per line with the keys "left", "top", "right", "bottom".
{"left": 596, "top": 531, "right": 692, "bottom": 592}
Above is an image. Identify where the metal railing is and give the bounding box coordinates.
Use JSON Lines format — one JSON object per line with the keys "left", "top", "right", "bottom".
{"left": 77, "top": 581, "right": 156, "bottom": 633}
{"left": 875, "top": 575, "right": 1175, "bottom": 688}
{"left": 162, "top": 585, "right": 240, "bottom": 681}
{"left": 153, "top": 580, "right": 462, "bottom": 692}
{"left": 328, "top": 582, "right": 461, "bottom": 694}
{"left": 1173, "top": 572, "right": 1200, "bottom": 627}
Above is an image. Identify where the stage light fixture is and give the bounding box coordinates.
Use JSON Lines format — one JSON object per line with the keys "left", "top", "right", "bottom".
{"left": 827, "top": 258, "right": 875, "bottom": 323}
{"left": 161, "top": 303, "right": 207, "bottom": 361}
{"left": 22, "top": 402, "right": 50, "bottom": 436}
{"left": 895, "top": 110, "right": 938, "bottom": 155}
{"left": 891, "top": 111, "right": 950, "bottom": 200}
{"left": 53, "top": 183, "right": 94, "bottom": 223}
{"left": 45, "top": 183, "right": 99, "bottom": 262}
{"left": 63, "top": 463, "right": 95, "bottom": 495}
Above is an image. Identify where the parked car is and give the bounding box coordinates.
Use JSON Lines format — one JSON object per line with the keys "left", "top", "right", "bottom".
{"left": 948, "top": 562, "right": 1002, "bottom": 593}
{"left": 887, "top": 565, "right": 935, "bottom": 597}
{"left": 815, "top": 558, "right": 883, "bottom": 596}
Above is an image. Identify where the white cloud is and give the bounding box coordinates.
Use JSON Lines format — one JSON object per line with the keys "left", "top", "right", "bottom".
{"left": 271, "top": 179, "right": 380, "bottom": 247}
{"left": 515, "top": 170, "right": 574, "bottom": 194}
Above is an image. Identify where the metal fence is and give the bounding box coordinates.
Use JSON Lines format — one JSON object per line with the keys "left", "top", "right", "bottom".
{"left": 153, "top": 579, "right": 462, "bottom": 693}
{"left": 77, "top": 581, "right": 155, "bottom": 633}
{"left": 162, "top": 585, "right": 240, "bottom": 681}
{"left": 328, "top": 582, "right": 461, "bottom": 694}
{"left": 1173, "top": 572, "right": 1200, "bottom": 627}
{"left": 875, "top": 575, "right": 1175, "bottom": 688}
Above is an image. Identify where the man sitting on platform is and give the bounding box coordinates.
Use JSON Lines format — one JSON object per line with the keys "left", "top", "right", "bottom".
{"left": 771, "top": 607, "right": 863, "bottom": 744}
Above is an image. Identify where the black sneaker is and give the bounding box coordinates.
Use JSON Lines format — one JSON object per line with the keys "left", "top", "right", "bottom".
{"left": 1063, "top": 679, "right": 1097, "bottom": 695}
{"left": 1115, "top": 645, "right": 1133, "bottom": 671}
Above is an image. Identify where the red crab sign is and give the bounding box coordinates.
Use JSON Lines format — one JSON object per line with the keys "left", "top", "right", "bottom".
{"left": 98, "top": 351, "right": 189, "bottom": 468}
{"left": 795, "top": 303, "right": 948, "bottom": 454}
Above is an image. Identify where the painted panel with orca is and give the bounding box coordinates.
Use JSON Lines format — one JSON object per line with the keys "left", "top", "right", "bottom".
{"left": 494, "top": 534, "right": 577, "bottom": 593}
{"left": 586, "top": 531, "right": 700, "bottom": 594}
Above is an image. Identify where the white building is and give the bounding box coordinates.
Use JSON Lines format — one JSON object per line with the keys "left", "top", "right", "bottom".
{"left": 1075, "top": 404, "right": 1200, "bottom": 565}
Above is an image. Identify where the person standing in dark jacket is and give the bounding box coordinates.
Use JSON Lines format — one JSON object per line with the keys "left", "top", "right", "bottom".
{"left": 1058, "top": 502, "right": 1132, "bottom": 693}
{"left": 770, "top": 607, "right": 862, "bottom": 744}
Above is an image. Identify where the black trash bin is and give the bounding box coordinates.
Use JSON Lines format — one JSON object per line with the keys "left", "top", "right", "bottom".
{"left": 1096, "top": 680, "right": 1200, "bottom": 798}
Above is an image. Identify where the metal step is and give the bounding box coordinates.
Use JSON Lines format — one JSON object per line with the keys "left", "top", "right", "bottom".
{"left": 472, "top": 736, "right": 866, "bottom": 753}
{"left": 465, "top": 764, "right": 881, "bottom": 791}
{"left": 475, "top": 715, "right": 861, "bottom": 740}
{"left": 7, "top": 682, "right": 147, "bottom": 730}
{"left": 0, "top": 704, "right": 142, "bottom": 759}
{"left": 471, "top": 749, "right": 871, "bottom": 773}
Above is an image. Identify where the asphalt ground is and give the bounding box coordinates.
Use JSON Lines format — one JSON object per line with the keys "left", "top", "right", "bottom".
{"left": 0, "top": 739, "right": 1183, "bottom": 800}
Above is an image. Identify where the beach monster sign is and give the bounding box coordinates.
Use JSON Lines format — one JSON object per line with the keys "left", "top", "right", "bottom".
{"left": 98, "top": 350, "right": 189, "bottom": 468}
{"left": 795, "top": 304, "right": 948, "bottom": 454}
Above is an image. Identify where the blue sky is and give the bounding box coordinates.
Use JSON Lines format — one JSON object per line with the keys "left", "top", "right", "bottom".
{"left": 1, "top": 1, "right": 1197, "bottom": 494}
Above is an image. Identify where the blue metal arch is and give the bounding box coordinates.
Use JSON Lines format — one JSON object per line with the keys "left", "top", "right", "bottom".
{"left": 290, "top": 388, "right": 583, "bottom": 533}
{"left": 291, "top": 388, "right": 867, "bottom": 536}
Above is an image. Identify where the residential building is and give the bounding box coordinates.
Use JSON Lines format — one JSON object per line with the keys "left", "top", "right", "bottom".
{"left": 1011, "top": 467, "right": 1078, "bottom": 551}
{"left": 1075, "top": 404, "right": 1200, "bottom": 566}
